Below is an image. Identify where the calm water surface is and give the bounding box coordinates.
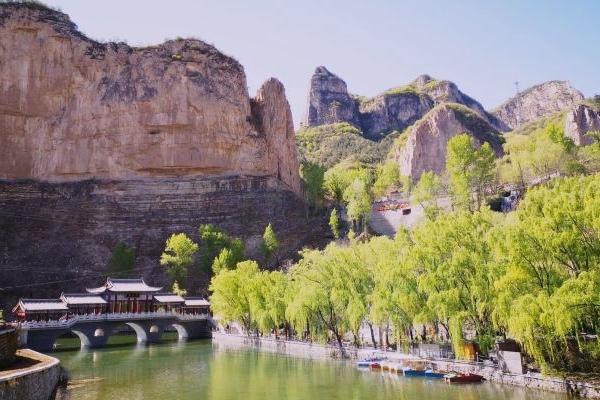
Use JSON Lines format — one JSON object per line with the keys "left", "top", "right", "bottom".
{"left": 54, "top": 335, "right": 568, "bottom": 400}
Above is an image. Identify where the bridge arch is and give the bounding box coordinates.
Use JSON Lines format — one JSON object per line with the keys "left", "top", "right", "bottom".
{"left": 110, "top": 322, "right": 148, "bottom": 344}
{"left": 71, "top": 330, "right": 91, "bottom": 347}
{"left": 170, "top": 324, "right": 189, "bottom": 340}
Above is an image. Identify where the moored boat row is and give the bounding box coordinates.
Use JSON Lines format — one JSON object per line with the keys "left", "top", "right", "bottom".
{"left": 356, "top": 357, "right": 484, "bottom": 384}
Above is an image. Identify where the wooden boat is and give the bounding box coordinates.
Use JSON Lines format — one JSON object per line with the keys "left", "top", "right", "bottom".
{"left": 369, "top": 362, "right": 382, "bottom": 370}
{"left": 402, "top": 367, "right": 427, "bottom": 377}
{"left": 443, "top": 373, "right": 484, "bottom": 383}
{"left": 424, "top": 369, "right": 445, "bottom": 379}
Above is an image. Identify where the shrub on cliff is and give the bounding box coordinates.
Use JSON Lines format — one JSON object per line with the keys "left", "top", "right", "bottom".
{"left": 107, "top": 243, "right": 135, "bottom": 277}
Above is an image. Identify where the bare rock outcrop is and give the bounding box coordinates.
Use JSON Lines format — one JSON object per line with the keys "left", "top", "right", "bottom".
{"left": 303, "top": 67, "right": 503, "bottom": 139}
{"left": 0, "top": 3, "right": 300, "bottom": 194}
{"left": 303, "top": 66, "right": 360, "bottom": 128}
{"left": 396, "top": 104, "right": 503, "bottom": 181}
{"left": 565, "top": 104, "right": 600, "bottom": 146}
{"left": 492, "top": 81, "right": 584, "bottom": 130}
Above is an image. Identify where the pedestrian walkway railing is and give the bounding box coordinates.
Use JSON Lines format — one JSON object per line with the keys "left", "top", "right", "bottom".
{"left": 14, "top": 311, "right": 209, "bottom": 329}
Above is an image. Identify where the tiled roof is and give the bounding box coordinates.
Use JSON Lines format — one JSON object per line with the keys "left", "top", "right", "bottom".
{"left": 16, "top": 299, "right": 68, "bottom": 311}
{"left": 153, "top": 293, "right": 185, "bottom": 303}
{"left": 87, "top": 278, "right": 162, "bottom": 293}
{"left": 184, "top": 297, "right": 210, "bottom": 307}
{"left": 61, "top": 293, "right": 107, "bottom": 305}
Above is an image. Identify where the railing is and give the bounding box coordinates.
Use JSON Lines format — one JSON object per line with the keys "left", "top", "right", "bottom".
{"left": 14, "top": 311, "right": 210, "bottom": 329}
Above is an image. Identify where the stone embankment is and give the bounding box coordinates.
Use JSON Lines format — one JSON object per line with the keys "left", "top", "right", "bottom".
{"left": 212, "top": 333, "right": 600, "bottom": 398}
{"left": 0, "top": 349, "right": 63, "bottom": 400}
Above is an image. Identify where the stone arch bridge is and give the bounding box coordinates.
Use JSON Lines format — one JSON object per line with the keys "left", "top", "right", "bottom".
{"left": 18, "top": 312, "right": 213, "bottom": 352}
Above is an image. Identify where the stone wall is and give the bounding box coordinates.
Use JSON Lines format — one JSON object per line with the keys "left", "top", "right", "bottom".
{"left": 212, "top": 332, "right": 356, "bottom": 359}
{"left": 0, "top": 329, "right": 17, "bottom": 369}
{"left": 0, "top": 349, "right": 62, "bottom": 400}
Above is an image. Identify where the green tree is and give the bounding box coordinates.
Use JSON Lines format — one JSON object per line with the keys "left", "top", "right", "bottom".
{"left": 323, "top": 161, "right": 373, "bottom": 205}
{"left": 411, "top": 171, "right": 442, "bottom": 219}
{"left": 493, "top": 175, "right": 600, "bottom": 371}
{"left": 171, "top": 281, "right": 187, "bottom": 296}
{"left": 329, "top": 208, "right": 341, "bottom": 239}
{"left": 210, "top": 260, "right": 261, "bottom": 334}
{"left": 412, "top": 209, "right": 501, "bottom": 355}
{"left": 261, "top": 223, "right": 280, "bottom": 262}
{"left": 160, "top": 233, "right": 199, "bottom": 285}
{"left": 372, "top": 161, "right": 401, "bottom": 198}
{"left": 343, "top": 178, "right": 372, "bottom": 233}
{"left": 107, "top": 243, "right": 135, "bottom": 277}
{"left": 198, "top": 224, "right": 241, "bottom": 274}
{"left": 446, "top": 134, "right": 496, "bottom": 211}
{"left": 300, "top": 162, "right": 325, "bottom": 211}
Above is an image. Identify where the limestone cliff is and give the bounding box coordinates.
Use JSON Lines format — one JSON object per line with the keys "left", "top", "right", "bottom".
{"left": 564, "top": 104, "right": 600, "bottom": 146}
{"left": 395, "top": 104, "right": 504, "bottom": 181}
{"left": 492, "top": 81, "right": 584, "bottom": 130}
{"left": 302, "top": 68, "right": 502, "bottom": 139}
{"left": 0, "top": 3, "right": 325, "bottom": 306}
{"left": 0, "top": 2, "right": 300, "bottom": 194}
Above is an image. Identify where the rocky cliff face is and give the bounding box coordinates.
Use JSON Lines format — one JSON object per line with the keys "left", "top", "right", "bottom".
{"left": 565, "top": 104, "right": 600, "bottom": 146}
{"left": 303, "top": 66, "right": 360, "bottom": 128}
{"left": 492, "top": 81, "right": 584, "bottom": 130}
{"left": 395, "top": 104, "right": 503, "bottom": 181}
{"left": 302, "top": 68, "right": 503, "bottom": 138}
{"left": 0, "top": 3, "right": 300, "bottom": 193}
{"left": 0, "top": 3, "right": 323, "bottom": 305}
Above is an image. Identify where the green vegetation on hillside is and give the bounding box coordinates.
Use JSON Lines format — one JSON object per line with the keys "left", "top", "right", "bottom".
{"left": 498, "top": 119, "right": 598, "bottom": 187}
{"left": 296, "top": 123, "right": 399, "bottom": 168}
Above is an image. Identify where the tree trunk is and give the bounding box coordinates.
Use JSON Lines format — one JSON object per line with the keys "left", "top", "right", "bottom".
{"left": 368, "top": 322, "right": 377, "bottom": 349}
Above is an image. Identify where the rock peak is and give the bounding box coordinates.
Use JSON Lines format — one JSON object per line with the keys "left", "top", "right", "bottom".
{"left": 303, "top": 66, "right": 360, "bottom": 127}
{"left": 492, "top": 80, "right": 584, "bottom": 130}
{"left": 413, "top": 74, "right": 434, "bottom": 87}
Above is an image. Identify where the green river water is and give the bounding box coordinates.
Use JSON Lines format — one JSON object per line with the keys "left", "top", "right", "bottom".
{"left": 54, "top": 335, "right": 568, "bottom": 400}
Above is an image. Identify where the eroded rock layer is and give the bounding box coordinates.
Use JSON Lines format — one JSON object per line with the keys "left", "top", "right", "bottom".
{"left": 0, "top": 176, "right": 327, "bottom": 309}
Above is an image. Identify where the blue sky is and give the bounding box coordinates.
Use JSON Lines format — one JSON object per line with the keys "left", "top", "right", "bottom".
{"left": 45, "top": 0, "right": 600, "bottom": 127}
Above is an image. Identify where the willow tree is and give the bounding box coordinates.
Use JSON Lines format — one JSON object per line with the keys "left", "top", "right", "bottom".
{"left": 209, "top": 260, "right": 260, "bottom": 334}
{"left": 493, "top": 175, "right": 600, "bottom": 371}
{"left": 286, "top": 245, "right": 368, "bottom": 351}
{"left": 412, "top": 209, "right": 502, "bottom": 355}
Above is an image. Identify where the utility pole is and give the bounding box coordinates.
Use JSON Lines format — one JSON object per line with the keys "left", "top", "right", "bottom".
{"left": 514, "top": 81, "right": 521, "bottom": 128}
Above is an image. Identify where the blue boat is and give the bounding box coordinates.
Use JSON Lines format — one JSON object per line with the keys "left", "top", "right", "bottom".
{"left": 402, "top": 367, "right": 427, "bottom": 377}
{"left": 424, "top": 369, "right": 445, "bottom": 379}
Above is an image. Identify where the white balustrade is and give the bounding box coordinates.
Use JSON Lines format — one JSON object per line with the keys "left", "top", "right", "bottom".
{"left": 19, "top": 310, "right": 209, "bottom": 329}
